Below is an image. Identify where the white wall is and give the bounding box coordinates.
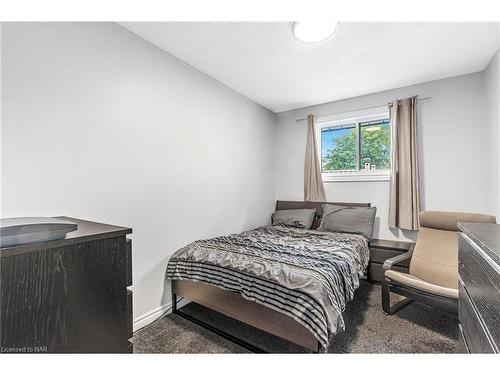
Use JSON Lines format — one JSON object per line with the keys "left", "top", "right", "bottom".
{"left": 1, "top": 22, "right": 276, "bottom": 328}
{"left": 485, "top": 46, "right": 500, "bottom": 219}
{"left": 275, "top": 73, "right": 494, "bottom": 241}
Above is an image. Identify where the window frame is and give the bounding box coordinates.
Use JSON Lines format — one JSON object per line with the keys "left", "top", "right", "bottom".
{"left": 315, "top": 107, "right": 391, "bottom": 182}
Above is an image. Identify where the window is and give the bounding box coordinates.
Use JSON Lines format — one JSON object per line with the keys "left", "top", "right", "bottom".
{"left": 321, "top": 125, "right": 357, "bottom": 172}
{"left": 317, "top": 108, "right": 391, "bottom": 181}
{"left": 359, "top": 119, "right": 391, "bottom": 170}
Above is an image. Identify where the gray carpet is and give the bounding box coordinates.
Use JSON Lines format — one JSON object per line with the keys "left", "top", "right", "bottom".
{"left": 132, "top": 282, "right": 461, "bottom": 353}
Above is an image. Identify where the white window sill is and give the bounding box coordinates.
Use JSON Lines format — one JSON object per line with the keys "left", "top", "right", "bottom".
{"left": 322, "top": 172, "right": 390, "bottom": 182}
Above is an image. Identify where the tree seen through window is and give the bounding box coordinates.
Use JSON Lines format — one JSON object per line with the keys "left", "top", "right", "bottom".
{"left": 321, "top": 119, "right": 390, "bottom": 173}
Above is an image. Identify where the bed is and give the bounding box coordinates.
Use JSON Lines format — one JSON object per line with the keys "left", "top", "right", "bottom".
{"left": 167, "top": 200, "right": 372, "bottom": 353}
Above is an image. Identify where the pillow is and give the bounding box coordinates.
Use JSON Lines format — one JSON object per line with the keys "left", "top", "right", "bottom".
{"left": 271, "top": 209, "right": 317, "bottom": 229}
{"left": 319, "top": 204, "right": 377, "bottom": 239}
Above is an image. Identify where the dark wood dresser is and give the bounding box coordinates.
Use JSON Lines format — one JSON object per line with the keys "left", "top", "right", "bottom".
{"left": 0, "top": 217, "right": 133, "bottom": 353}
{"left": 368, "top": 239, "right": 412, "bottom": 283}
{"left": 458, "top": 223, "right": 500, "bottom": 353}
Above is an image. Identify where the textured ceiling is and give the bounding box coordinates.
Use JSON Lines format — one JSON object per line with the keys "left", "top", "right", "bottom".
{"left": 120, "top": 22, "right": 500, "bottom": 113}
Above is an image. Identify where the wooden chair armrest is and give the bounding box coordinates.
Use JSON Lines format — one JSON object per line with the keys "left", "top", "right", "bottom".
{"left": 383, "top": 244, "right": 414, "bottom": 271}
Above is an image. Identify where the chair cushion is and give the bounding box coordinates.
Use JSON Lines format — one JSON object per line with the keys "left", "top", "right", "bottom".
{"left": 410, "top": 227, "right": 459, "bottom": 289}
{"left": 385, "top": 269, "right": 458, "bottom": 299}
{"left": 409, "top": 211, "right": 496, "bottom": 290}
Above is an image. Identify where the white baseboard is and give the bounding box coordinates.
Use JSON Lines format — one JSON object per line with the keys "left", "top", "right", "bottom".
{"left": 133, "top": 299, "right": 190, "bottom": 332}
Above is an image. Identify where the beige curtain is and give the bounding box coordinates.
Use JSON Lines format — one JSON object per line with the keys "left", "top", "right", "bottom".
{"left": 388, "top": 97, "right": 420, "bottom": 230}
{"left": 304, "top": 114, "right": 326, "bottom": 202}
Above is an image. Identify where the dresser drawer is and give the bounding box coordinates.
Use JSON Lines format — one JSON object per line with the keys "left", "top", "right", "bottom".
{"left": 459, "top": 233, "right": 500, "bottom": 349}
{"left": 370, "top": 248, "right": 411, "bottom": 266}
{"left": 458, "top": 281, "right": 496, "bottom": 353}
{"left": 458, "top": 323, "right": 469, "bottom": 353}
{"left": 127, "top": 288, "right": 133, "bottom": 339}
{"left": 368, "top": 240, "right": 412, "bottom": 284}
{"left": 126, "top": 238, "right": 133, "bottom": 287}
{"left": 369, "top": 263, "right": 408, "bottom": 284}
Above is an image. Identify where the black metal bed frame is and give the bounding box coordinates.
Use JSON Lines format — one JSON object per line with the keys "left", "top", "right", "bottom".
{"left": 171, "top": 292, "right": 322, "bottom": 354}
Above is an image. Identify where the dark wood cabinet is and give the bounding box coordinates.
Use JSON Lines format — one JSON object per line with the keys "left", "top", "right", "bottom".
{"left": 0, "top": 217, "right": 133, "bottom": 353}
{"left": 368, "top": 239, "right": 412, "bottom": 284}
{"left": 458, "top": 223, "right": 500, "bottom": 354}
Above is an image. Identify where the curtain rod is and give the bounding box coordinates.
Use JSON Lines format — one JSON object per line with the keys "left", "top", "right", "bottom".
{"left": 294, "top": 96, "right": 432, "bottom": 123}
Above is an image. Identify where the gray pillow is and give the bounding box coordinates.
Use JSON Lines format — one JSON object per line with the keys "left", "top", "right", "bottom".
{"left": 271, "top": 209, "right": 317, "bottom": 229}
{"left": 319, "top": 204, "right": 377, "bottom": 239}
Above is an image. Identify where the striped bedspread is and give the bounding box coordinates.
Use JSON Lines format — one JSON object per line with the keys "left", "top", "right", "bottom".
{"left": 166, "top": 225, "right": 369, "bottom": 350}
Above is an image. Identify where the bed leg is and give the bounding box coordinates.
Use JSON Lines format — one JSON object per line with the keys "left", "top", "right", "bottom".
{"left": 316, "top": 341, "right": 323, "bottom": 354}
{"left": 172, "top": 291, "right": 177, "bottom": 313}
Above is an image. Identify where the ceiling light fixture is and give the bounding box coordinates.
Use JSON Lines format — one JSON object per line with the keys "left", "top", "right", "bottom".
{"left": 292, "top": 21, "right": 339, "bottom": 43}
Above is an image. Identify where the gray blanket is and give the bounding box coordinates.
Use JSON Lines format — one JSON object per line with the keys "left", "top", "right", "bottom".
{"left": 166, "top": 226, "right": 369, "bottom": 349}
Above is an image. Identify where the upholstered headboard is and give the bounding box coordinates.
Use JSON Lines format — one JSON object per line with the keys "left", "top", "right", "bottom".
{"left": 275, "top": 200, "right": 371, "bottom": 230}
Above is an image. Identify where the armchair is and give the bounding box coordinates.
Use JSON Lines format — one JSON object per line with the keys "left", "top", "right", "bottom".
{"left": 382, "top": 211, "right": 496, "bottom": 315}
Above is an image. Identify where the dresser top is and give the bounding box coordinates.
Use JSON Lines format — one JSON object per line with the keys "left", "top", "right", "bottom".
{"left": 459, "top": 223, "right": 500, "bottom": 266}
{"left": 0, "top": 217, "right": 132, "bottom": 258}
